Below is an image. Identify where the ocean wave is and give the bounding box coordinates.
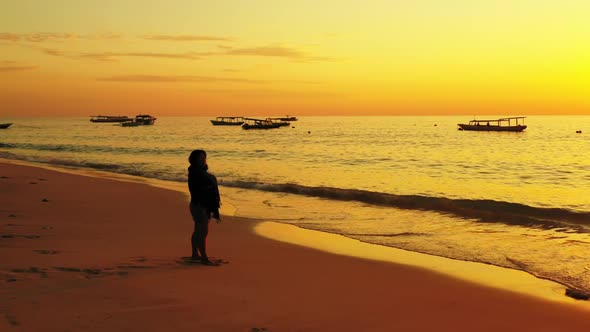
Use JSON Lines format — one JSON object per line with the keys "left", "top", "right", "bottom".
{"left": 0, "top": 142, "right": 188, "bottom": 156}
{"left": 2, "top": 152, "right": 589, "bottom": 233}
{"left": 0, "top": 153, "right": 187, "bottom": 183}
{"left": 220, "top": 180, "right": 590, "bottom": 232}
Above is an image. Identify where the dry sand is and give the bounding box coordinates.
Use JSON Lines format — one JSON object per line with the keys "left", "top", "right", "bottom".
{"left": 1, "top": 161, "right": 590, "bottom": 331}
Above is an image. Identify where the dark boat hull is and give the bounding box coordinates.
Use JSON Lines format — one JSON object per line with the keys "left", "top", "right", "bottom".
{"left": 90, "top": 117, "right": 132, "bottom": 123}
{"left": 0, "top": 123, "right": 13, "bottom": 129}
{"left": 242, "top": 123, "right": 282, "bottom": 130}
{"left": 458, "top": 124, "right": 527, "bottom": 132}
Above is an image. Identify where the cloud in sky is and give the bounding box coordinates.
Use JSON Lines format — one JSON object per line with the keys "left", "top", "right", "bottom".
{"left": 143, "top": 34, "right": 234, "bottom": 42}
{"left": 2, "top": 32, "right": 330, "bottom": 62}
{"left": 0, "top": 65, "right": 37, "bottom": 72}
{"left": 10, "top": 32, "right": 332, "bottom": 63}
{"left": 0, "top": 64, "right": 37, "bottom": 72}
{"left": 198, "top": 88, "right": 345, "bottom": 99}
{"left": 97, "top": 74, "right": 264, "bottom": 83}
{"left": 42, "top": 48, "right": 66, "bottom": 56}
{"left": 0, "top": 33, "right": 20, "bottom": 41}
{"left": 77, "top": 52, "right": 208, "bottom": 61}
{"left": 41, "top": 46, "right": 330, "bottom": 62}
{"left": 42, "top": 48, "right": 211, "bottom": 61}
{"left": 222, "top": 45, "right": 335, "bottom": 62}
{"left": 98, "top": 74, "right": 323, "bottom": 86}
{"left": 225, "top": 45, "right": 306, "bottom": 59}
{"left": 0, "top": 32, "right": 120, "bottom": 42}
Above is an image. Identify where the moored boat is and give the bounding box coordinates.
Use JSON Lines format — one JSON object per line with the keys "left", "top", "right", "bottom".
{"left": 210, "top": 116, "right": 245, "bottom": 126}
{"left": 0, "top": 123, "right": 13, "bottom": 129}
{"left": 267, "top": 118, "right": 291, "bottom": 127}
{"left": 242, "top": 118, "right": 283, "bottom": 130}
{"left": 458, "top": 117, "right": 527, "bottom": 132}
{"left": 121, "top": 114, "right": 157, "bottom": 126}
{"left": 133, "top": 114, "right": 157, "bottom": 125}
{"left": 278, "top": 115, "right": 298, "bottom": 121}
{"left": 90, "top": 115, "right": 133, "bottom": 123}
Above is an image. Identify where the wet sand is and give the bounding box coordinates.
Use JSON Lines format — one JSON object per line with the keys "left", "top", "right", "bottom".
{"left": 1, "top": 161, "right": 589, "bottom": 331}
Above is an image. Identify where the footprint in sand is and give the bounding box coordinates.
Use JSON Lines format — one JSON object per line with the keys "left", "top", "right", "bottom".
{"left": 5, "top": 314, "right": 19, "bottom": 326}
{"left": 24, "top": 234, "right": 41, "bottom": 239}
{"left": 116, "top": 264, "right": 155, "bottom": 270}
{"left": 1, "top": 234, "right": 41, "bottom": 239}
{"left": 6, "top": 262, "right": 159, "bottom": 282}
{"left": 10, "top": 267, "right": 49, "bottom": 278}
{"left": 8, "top": 257, "right": 169, "bottom": 282}
{"left": 34, "top": 250, "right": 59, "bottom": 255}
{"left": 177, "top": 257, "right": 229, "bottom": 266}
{"left": 1, "top": 271, "right": 19, "bottom": 282}
{"left": 53, "top": 267, "right": 105, "bottom": 278}
{"left": 52, "top": 258, "right": 158, "bottom": 279}
{"left": 114, "top": 256, "right": 161, "bottom": 271}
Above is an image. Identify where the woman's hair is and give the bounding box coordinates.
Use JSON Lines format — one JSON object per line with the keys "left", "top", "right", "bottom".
{"left": 189, "top": 149, "right": 207, "bottom": 165}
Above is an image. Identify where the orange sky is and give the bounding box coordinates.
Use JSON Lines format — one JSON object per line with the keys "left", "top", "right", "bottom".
{"left": 2, "top": 0, "right": 590, "bottom": 116}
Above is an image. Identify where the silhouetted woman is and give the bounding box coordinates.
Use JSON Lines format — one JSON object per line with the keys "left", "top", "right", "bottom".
{"left": 188, "top": 149, "right": 221, "bottom": 265}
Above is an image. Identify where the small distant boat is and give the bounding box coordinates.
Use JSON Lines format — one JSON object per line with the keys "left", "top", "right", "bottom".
{"left": 278, "top": 115, "right": 298, "bottom": 121}
{"left": 210, "top": 116, "right": 245, "bottom": 126}
{"left": 134, "top": 114, "right": 157, "bottom": 125}
{"left": 0, "top": 123, "right": 13, "bottom": 129}
{"left": 242, "top": 118, "right": 283, "bottom": 130}
{"left": 458, "top": 117, "right": 527, "bottom": 132}
{"left": 121, "top": 114, "right": 157, "bottom": 127}
{"left": 90, "top": 115, "right": 133, "bottom": 123}
{"left": 267, "top": 118, "right": 291, "bottom": 127}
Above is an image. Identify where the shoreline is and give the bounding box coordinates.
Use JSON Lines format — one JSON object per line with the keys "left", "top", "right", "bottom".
{"left": 0, "top": 158, "right": 590, "bottom": 304}
{"left": 2, "top": 160, "right": 590, "bottom": 331}
{"left": 1, "top": 158, "right": 588, "bottom": 303}
{"left": 255, "top": 222, "right": 577, "bottom": 303}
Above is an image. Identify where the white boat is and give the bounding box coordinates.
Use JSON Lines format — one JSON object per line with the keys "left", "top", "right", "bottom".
{"left": 458, "top": 117, "right": 527, "bottom": 132}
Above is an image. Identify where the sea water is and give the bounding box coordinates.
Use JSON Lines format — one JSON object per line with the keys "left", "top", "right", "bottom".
{"left": 1, "top": 116, "right": 590, "bottom": 293}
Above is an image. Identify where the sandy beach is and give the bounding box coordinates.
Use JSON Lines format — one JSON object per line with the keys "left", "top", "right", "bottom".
{"left": 1, "top": 161, "right": 590, "bottom": 332}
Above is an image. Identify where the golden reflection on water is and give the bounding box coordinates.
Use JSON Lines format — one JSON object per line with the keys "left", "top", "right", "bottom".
{"left": 3, "top": 116, "right": 590, "bottom": 296}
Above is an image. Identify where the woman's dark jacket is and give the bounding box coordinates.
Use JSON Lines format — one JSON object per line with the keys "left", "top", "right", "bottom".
{"left": 188, "top": 165, "right": 220, "bottom": 218}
